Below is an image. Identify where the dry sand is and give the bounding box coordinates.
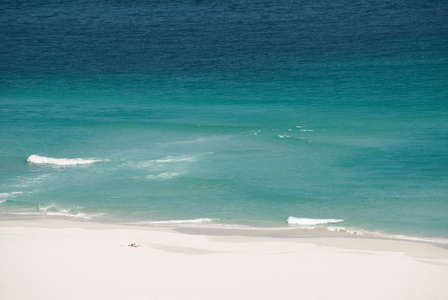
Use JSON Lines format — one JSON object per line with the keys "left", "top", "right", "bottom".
{"left": 1, "top": 218, "right": 448, "bottom": 300}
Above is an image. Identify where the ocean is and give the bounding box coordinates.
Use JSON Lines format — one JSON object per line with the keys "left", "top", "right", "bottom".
{"left": 1, "top": 0, "right": 447, "bottom": 242}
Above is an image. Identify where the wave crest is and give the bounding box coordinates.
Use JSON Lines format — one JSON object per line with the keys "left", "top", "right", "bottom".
{"left": 38, "top": 204, "right": 104, "bottom": 220}
{"left": 27, "top": 155, "right": 101, "bottom": 166}
{"left": 287, "top": 217, "right": 344, "bottom": 226}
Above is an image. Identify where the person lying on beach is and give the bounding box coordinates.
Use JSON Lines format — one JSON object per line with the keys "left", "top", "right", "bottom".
{"left": 128, "top": 243, "right": 140, "bottom": 247}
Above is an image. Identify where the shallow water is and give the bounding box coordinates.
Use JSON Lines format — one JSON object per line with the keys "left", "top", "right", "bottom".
{"left": 1, "top": 0, "right": 448, "bottom": 241}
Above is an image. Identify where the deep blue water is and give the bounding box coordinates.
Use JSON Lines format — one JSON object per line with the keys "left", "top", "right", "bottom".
{"left": 1, "top": 0, "right": 448, "bottom": 241}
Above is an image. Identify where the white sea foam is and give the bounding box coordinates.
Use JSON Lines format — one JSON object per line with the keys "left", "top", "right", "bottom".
{"left": 287, "top": 219, "right": 448, "bottom": 244}
{"left": 146, "top": 218, "right": 216, "bottom": 225}
{"left": 287, "top": 217, "right": 344, "bottom": 226}
{"left": 131, "top": 217, "right": 448, "bottom": 244}
{"left": 128, "top": 218, "right": 217, "bottom": 227}
{"left": 165, "top": 138, "right": 211, "bottom": 144}
{"left": 37, "top": 204, "right": 104, "bottom": 220}
{"left": 27, "top": 155, "right": 101, "bottom": 166}
{"left": 128, "top": 218, "right": 218, "bottom": 226}
{"left": 249, "top": 130, "right": 261, "bottom": 136}
{"left": 155, "top": 156, "right": 195, "bottom": 163}
{"left": 325, "top": 226, "right": 448, "bottom": 244}
{"left": 146, "top": 172, "right": 184, "bottom": 180}
{"left": 0, "top": 192, "right": 23, "bottom": 203}
{"left": 13, "top": 174, "right": 51, "bottom": 188}
{"left": 138, "top": 156, "right": 196, "bottom": 168}
{"left": 7, "top": 203, "right": 102, "bottom": 220}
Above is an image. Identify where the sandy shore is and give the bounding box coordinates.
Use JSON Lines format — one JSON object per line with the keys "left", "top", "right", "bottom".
{"left": 1, "top": 218, "right": 448, "bottom": 300}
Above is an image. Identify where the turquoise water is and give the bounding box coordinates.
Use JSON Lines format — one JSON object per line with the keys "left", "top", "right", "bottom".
{"left": 1, "top": 1, "right": 448, "bottom": 241}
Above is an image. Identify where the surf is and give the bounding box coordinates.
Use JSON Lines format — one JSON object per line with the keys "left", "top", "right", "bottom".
{"left": 27, "top": 155, "right": 102, "bottom": 166}
{"left": 287, "top": 217, "right": 344, "bottom": 226}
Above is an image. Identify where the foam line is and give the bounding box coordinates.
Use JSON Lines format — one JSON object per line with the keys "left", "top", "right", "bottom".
{"left": 287, "top": 217, "right": 344, "bottom": 226}
{"left": 27, "top": 155, "right": 101, "bottom": 166}
{"left": 148, "top": 218, "right": 216, "bottom": 225}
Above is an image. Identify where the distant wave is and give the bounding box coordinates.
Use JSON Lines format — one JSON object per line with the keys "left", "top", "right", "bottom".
{"left": 27, "top": 154, "right": 102, "bottom": 166}
{"left": 146, "top": 172, "right": 184, "bottom": 180}
{"left": 154, "top": 156, "right": 196, "bottom": 163}
{"left": 137, "top": 156, "right": 196, "bottom": 168}
{"left": 164, "top": 138, "right": 212, "bottom": 144}
{"left": 287, "top": 217, "right": 344, "bottom": 226}
{"left": 139, "top": 155, "right": 196, "bottom": 179}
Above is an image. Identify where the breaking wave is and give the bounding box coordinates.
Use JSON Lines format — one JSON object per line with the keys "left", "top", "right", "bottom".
{"left": 0, "top": 201, "right": 104, "bottom": 220}
{"left": 287, "top": 217, "right": 448, "bottom": 244}
{"left": 27, "top": 155, "right": 102, "bottom": 166}
{"left": 35, "top": 204, "right": 104, "bottom": 220}
{"left": 0, "top": 192, "right": 23, "bottom": 204}
{"left": 287, "top": 217, "right": 344, "bottom": 226}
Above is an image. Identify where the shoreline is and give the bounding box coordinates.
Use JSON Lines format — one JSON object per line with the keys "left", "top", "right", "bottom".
{"left": 3, "top": 211, "right": 448, "bottom": 246}
{"left": 2, "top": 215, "right": 448, "bottom": 257}
{"left": 1, "top": 217, "right": 448, "bottom": 299}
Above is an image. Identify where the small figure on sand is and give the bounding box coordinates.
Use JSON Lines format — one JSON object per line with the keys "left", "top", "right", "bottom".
{"left": 128, "top": 243, "right": 140, "bottom": 247}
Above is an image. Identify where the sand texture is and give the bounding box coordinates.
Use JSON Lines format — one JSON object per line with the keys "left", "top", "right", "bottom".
{"left": 1, "top": 219, "right": 448, "bottom": 300}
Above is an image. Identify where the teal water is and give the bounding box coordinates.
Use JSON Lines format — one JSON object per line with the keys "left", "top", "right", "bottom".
{"left": 1, "top": 1, "right": 448, "bottom": 241}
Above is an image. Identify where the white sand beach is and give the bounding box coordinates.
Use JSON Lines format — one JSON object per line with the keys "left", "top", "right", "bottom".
{"left": 1, "top": 218, "right": 448, "bottom": 300}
